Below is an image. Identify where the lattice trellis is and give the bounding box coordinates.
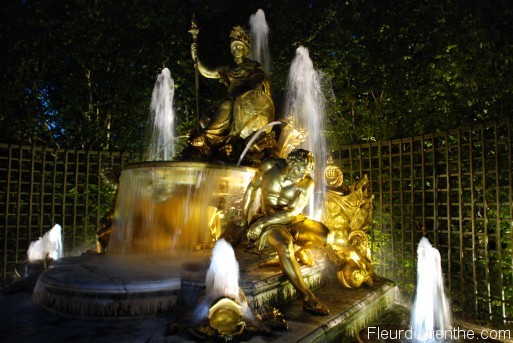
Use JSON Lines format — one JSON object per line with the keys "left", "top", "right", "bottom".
{"left": 331, "top": 117, "right": 512, "bottom": 325}
{"left": 0, "top": 145, "right": 139, "bottom": 280}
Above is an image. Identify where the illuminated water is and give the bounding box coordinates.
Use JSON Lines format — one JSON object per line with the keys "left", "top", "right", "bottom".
{"left": 108, "top": 162, "right": 255, "bottom": 256}
{"left": 27, "top": 224, "right": 63, "bottom": 262}
{"left": 237, "top": 120, "right": 283, "bottom": 165}
{"left": 410, "top": 237, "right": 452, "bottom": 341}
{"left": 249, "top": 9, "right": 271, "bottom": 75}
{"left": 283, "top": 46, "right": 328, "bottom": 217}
{"left": 146, "top": 68, "right": 175, "bottom": 160}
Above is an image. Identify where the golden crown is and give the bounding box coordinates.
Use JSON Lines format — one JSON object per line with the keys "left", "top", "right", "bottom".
{"left": 230, "top": 26, "right": 251, "bottom": 48}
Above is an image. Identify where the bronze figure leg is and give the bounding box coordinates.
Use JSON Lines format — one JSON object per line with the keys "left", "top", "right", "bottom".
{"left": 267, "top": 225, "right": 329, "bottom": 315}
{"left": 293, "top": 219, "right": 334, "bottom": 249}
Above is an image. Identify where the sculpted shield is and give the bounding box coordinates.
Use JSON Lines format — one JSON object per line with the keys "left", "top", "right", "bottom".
{"left": 232, "top": 89, "right": 275, "bottom": 139}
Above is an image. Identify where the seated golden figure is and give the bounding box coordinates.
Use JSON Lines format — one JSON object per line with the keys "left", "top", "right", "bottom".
{"left": 236, "top": 149, "right": 334, "bottom": 315}
{"left": 187, "top": 25, "right": 275, "bottom": 164}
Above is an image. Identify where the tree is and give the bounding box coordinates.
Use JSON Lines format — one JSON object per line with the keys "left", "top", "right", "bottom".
{"left": 1, "top": 0, "right": 512, "bottom": 149}
{"left": 0, "top": 0, "right": 194, "bottom": 151}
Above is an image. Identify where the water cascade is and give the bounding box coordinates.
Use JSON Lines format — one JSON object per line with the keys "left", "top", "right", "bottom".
{"left": 237, "top": 120, "right": 283, "bottom": 165}
{"left": 146, "top": 68, "right": 176, "bottom": 161}
{"left": 27, "top": 224, "right": 63, "bottom": 262}
{"left": 108, "top": 162, "right": 255, "bottom": 256}
{"left": 410, "top": 237, "right": 452, "bottom": 341}
{"left": 249, "top": 9, "right": 271, "bottom": 75}
{"left": 283, "top": 46, "right": 328, "bottom": 217}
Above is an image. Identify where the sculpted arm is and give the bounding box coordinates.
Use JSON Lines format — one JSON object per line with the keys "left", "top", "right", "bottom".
{"left": 242, "top": 159, "right": 279, "bottom": 220}
{"left": 197, "top": 60, "right": 221, "bottom": 79}
{"left": 242, "top": 172, "right": 262, "bottom": 223}
{"left": 191, "top": 42, "right": 220, "bottom": 79}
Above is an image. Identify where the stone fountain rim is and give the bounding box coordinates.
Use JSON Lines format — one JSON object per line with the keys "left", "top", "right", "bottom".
{"left": 123, "top": 160, "right": 257, "bottom": 172}
{"left": 35, "top": 256, "right": 183, "bottom": 293}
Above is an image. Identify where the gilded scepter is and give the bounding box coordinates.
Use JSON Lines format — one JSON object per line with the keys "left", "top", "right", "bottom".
{"left": 189, "top": 14, "right": 200, "bottom": 132}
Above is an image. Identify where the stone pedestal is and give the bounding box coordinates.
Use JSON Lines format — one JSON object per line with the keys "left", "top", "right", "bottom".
{"left": 33, "top": 251, "right": 395, "bottom": 342}
{"left": 181, "top": 260, "right": 396, "bottom": 342}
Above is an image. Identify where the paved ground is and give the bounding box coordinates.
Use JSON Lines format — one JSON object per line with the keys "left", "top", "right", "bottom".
{"left": 2, "top": 291, "right": 511, "bottom": 343}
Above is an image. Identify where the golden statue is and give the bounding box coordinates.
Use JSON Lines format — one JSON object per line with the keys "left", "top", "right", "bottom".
{"left": 186, "top": 24, "right": 275, "bottom": 164}
{"left": 275, "top": 116, "right": 307, "bottom": 158}
{"left": 321, "top": 156, "right": 375, "bottom": 288}
{"left": 236, "top": 149, "right": 334, "bottom": 315}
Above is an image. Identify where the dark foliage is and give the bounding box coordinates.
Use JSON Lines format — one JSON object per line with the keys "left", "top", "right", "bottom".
{"left": 1, "top": 0, "right": 512, "bottom": 149}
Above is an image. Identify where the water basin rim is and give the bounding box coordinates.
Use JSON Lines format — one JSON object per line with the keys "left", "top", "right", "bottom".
{"left": 123, "top": 161, "right": 257, "bottom": 172}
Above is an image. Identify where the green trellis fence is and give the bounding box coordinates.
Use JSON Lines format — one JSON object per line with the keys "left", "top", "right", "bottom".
{"left": 0, "top": 146, "right": 140, "bottom": 280}
{"left": 0, "top": 117, "right": 511, "bottom": 324}
{"left": 331, "top": 117, "right": 512, "bottom": 325}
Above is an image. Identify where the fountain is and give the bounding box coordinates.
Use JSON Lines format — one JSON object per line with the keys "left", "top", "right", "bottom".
{"left": 357, "top": 237, "right": 452, "bottom": 343}
{"left": 192, "top": 239, "right": 251, "bottom": 339}
{"left": 410, "top": 237, "right": 452, "bottom": 341}
{"left": 27, "top": 224, "right": 63, "bottom": 262}
{"left": 31, "top": 10, "right": 395, "bottom": 342}
{"left": 283, "top": 46, "right": 328, "bottom": 218}
{"left": 249, "top": 9, "right": 272, "bottom": 75}
{"left": 6, "top": 224, "right": 63, "bottom": 293}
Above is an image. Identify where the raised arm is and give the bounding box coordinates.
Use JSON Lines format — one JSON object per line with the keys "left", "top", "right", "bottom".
{"left": 242, "top": 158, "right": 280, "bottom": 223}
{"left": 191, "top": 42, "right": 220, "bottom": 79}
{"left": 241, "top": 171, "right": 262, "bottom": 223}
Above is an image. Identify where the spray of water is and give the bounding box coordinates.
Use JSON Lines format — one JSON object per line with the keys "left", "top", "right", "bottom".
{"left": 194, "top": 239, "right": 252, "bottom": 321}
{"left": 237, "top": 121, "right": 283, "bottom": 165}
{"left": 410, "top": 237, "right": 452, "bottom": 341}
{"left": 283, "top": 46, "right": 328, "bottom": 218}
{"left": 146, "top": 68, "right": 176, "bottom": 161}
{"left": 205, "top": 239, "right": 240, "bottom": 300}
{"left": 249, "top": 9, "right": 271, "bottom": 75}
{"left": 27, "top": 224, "right": 63, "bottom": 262}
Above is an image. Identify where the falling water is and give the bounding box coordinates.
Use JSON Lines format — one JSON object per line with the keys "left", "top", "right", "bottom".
{"left": 249, "top": 9, "right": 271, "bottom": 75}
{"left": 283, "top": 46, "right": 328, "bottom": 218}
{"left": 194, "top": 239, "right": 252, "bottom": 321}
{"left": 146, "top": 68, "right": 176, "bottom": 161}
{"left": 410, "top": 237, "right": 452, "bottom": 341}
{"left": 237, "top": 121, "right": 283, "bottom": 165}
{"left": 108, "top": 163, "right": 255, "bottom": 256}
{"left": 27, "top": 224, "right": 63, "bottom": 262}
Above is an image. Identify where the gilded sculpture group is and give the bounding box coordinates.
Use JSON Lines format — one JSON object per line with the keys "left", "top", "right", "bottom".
{"left": 96, "top": 23, "right": 376, "bottom": 319}
{"left": 185, "top": 24, "right": 376, "bottom": 316}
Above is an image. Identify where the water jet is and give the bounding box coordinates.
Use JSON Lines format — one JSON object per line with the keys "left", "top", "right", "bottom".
{"left": 410, "top": 237, "right": 452, "bottom": 341}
